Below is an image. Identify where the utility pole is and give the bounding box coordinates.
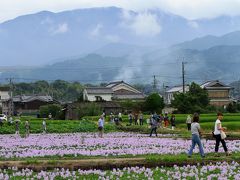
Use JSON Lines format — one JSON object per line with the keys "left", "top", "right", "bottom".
{"left": 153, "top": 75, "right": 157, "bottom": 92}
{"left": 6, "top": 78, "right": 14, "bottom": 116}
{"left": 182, "top": 61, "right": 187, "bottom": 93}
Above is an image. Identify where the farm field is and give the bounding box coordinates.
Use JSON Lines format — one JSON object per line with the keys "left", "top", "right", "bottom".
{"left": 0, "top": 114, "right": 240, "bottom": 179}
{"left": 0, "top": 133, "right": 239, "bottom": 159}
{"left": 0, "top": 113, "right": 239, "bottom": 135}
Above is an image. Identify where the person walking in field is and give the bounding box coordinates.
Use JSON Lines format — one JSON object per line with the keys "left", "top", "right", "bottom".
{"left": 170, "top": 114, "right": 176, "bottom": 130}
{"left": 128, "top": 112, "right": 133, "bottom": 125}
{"left": 42, "top": 118, "right": 47, "bottom": 134}
{"left": 149, "top": 113, "right": 158, "bottom": 137}
{"left": 186, "top": 115, "right": 192, "bottom": 131}
{"left": 25, "top": 120, "right": 30, "bottom": 137}
{"left": 118, "top": 112, "right": 122, "bottom": 122}
{"left": 8, "top": 116, "right": 13, "bottom": 125}
{"left": 188, "top": 113, "right": 205, "bottom": 158}
{"left": 139, "top": 111, "right": 144, "bottom": 126}
{"left": 15, "top": 118, "right": 20, "bottom": 135}
{"left": 213, "top": 112, "right": 230, "bottom": 156}
{"left": 109, "top": 112, "right": 114, "bottom": 123}
{"left": 163, "top": 113, "right": 169, "bottom": 127}
{"left": 98, "top": 115, "right": 104, "bottom": 138}
{"left": 158, "top": 114, "right": 164, "bottom": 128}
{"left": 134, "top": 112, "right": 139, "bottom": 125}
{"left": 48, "top": 113, "right": 52, "bottom": 120}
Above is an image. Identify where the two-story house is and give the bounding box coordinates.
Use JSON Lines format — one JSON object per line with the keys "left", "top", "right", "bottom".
{"left": 201, "top": 80, "right": 233, "bottom": 107}
{"left": 165, "top": 80, "right": 233, "bottom": 107}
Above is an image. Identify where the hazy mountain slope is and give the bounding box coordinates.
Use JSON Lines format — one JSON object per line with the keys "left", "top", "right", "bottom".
{"left": 2, "top": 7, "right": 240, "bottom": 65}
{"left": 1, "top": 45, "right": 240, "bottom": 85}
{"left": 174, "top": 31, "right": 240, "bottom": 50}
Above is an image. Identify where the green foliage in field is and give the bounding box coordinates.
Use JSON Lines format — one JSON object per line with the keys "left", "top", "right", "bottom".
{"left": 39, "top": 104, "right": 64, "bottom": 119}
{"left": 172, "top": 82, "right": 209, "bottom": 113}
{"left": 0, "top": 113, "right": 239, "bottom": 135}
{"left": 144, "top": 93, "right": 164, "bottom": 113}
{"left": 0, "top": 118, "right": 116, "bottom": 134}
{"left": 76, "top": 103, "right": 102, "bottom": 118}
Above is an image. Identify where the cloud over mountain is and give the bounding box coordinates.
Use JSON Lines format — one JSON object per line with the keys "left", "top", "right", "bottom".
{"left": 121, "top": 11, "right": 161, "bottom": 36}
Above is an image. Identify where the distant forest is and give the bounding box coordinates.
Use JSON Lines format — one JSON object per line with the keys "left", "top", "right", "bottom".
{"left": 1, "top": 80, "right": 155, "bottom": 102}
{"left": 12, "top": 80, "right": 84, "bottom": 102}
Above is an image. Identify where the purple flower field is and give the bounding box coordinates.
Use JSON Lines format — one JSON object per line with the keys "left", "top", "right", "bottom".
{"left": 0, "top": 133, "right": 239, "bottom": 158}
{"left": 0, "top": 161, "right": 239, "bottom": 179}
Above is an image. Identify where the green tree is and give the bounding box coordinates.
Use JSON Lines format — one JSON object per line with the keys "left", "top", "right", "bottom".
{"left": 226, "top": 103, "right": 237, "bottom": 113}
{"left": 172, "top": 82, "right": 209, "bottom": 113}
{"left": 13, "top": 80, "right": 84, "bottom": 102}
{"left": 144, "top": 93, "right": 164, "bottom": 113}
{"left": 39, "top": 104, "right": 64, "bottom": 119}
{"left": 171, "top": 93, "right": 192, "bottom": 113}
{"left": 77, "top": 103, "right": 102, "bottom": 118}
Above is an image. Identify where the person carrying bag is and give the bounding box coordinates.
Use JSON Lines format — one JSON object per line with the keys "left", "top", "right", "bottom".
{"left": 213, "top": 112, "right": 230, "bottom": 156}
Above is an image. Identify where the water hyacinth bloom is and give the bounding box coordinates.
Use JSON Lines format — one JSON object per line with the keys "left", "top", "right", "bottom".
{"left": 0, "top": 132, "right": 239, "bottom": 158}
{"left": 0, "top": 161, "right": 238, "bottom": 179}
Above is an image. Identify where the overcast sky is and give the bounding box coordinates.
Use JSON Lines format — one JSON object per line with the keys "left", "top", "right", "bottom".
{"left": 1, "top": 0, "right": 240, "bottom": 23}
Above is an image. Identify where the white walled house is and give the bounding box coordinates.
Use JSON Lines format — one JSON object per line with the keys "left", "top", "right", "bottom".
{"left": 83, "top": 81, "right": 145, "bottom": 102}
{"left": 165, "top": 85, "right": 189, "bottom": 105}
{"left": 0, "top": 87, "right": 10, "bottom": 108}
{"left": 83, "top": 87, "right": 113, "bottom": 102}
{"left": 106, "top": 81, "right": 145, "bottom": 100}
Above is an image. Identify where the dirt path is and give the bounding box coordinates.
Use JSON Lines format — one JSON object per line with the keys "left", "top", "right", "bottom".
{"left": 0, "top": 157, "right": 239, "bottom": 171}
{"left": 0, "top": 158, "right": 146, "bottom": 171}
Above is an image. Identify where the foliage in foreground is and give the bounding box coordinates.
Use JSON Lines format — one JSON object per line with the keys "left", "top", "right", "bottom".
{"left": 0, "top": 161, "right": 239, "bottom": 179}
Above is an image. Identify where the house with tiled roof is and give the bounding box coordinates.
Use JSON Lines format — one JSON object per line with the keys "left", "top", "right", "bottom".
{"left": 2, "top": 94, "right": 56, "bottom": 115}
{"left": 83, "top": 87, "right": 113, "bottom": 102}
{"left": 83, "top": 81, "right": 145, "bottom": 102}
{"left": 201, "top": 80, "right": 233, "bottom": 107}
{"left": 165, "top": 80, "right": 233, "bottom": 107}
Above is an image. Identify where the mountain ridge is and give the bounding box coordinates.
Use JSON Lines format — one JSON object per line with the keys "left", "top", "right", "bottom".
{"left": 2, "top": 7, "right": 240, "bottom": 65}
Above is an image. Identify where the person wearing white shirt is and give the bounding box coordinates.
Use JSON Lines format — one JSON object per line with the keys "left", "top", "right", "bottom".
{"left": 118, "top": 112, "right": 122, "bottom": 121}
{"left": 98, "top": 115, "right": 104, "bottom": 138}
{"left": 186, "top": 115, "right": 192, "bottom": 131}
{"left": 42, "top": 118, "right": 47, "bottom": 134}
{"left": 214, "top": 112, "right": 229, "bottom": 156}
